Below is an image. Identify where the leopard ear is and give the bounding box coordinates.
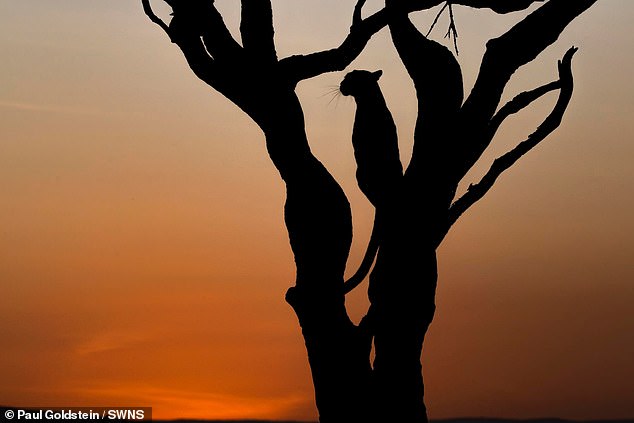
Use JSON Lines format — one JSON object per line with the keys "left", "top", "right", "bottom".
{"left": 372, "top": 70, "right": 383, "bottom": 80}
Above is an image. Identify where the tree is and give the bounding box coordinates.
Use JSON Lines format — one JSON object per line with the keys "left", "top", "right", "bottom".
{"left": 142, "top": 1, "right": 598, "bottom": 422}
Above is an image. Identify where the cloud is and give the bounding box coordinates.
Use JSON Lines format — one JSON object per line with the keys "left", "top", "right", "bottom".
{"left": 0, "top": 100, "right": 101, "bottom": 116}
{"left": 75, "top": 331, "right": 148, "bottom": 355}
{"left": 76, "top": 384, "right": 311, "bottom": 420}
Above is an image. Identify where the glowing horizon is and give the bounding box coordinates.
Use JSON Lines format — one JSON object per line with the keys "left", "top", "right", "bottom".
{"left": 1, "top": 1, "right": 633, "bottom": 420}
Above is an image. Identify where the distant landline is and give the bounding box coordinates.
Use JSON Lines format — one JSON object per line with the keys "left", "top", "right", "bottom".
{"left": 133, "top": 418, "right": 634, "bottom": 423}
{"left": 1, "top": 408, "right": 632, "bottom": 423}
{"left": 155, "top": 419, "right": 634, "bottom": 423}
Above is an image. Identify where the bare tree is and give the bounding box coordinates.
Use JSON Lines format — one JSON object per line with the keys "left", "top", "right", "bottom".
{"left": 142, "top": 1, "right": 598, "bottom": 422}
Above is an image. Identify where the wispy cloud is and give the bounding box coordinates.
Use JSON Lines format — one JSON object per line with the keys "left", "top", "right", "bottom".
{"left": 0, "top": 100, "right": 102, "bottom": 116}
{"left": 76, "top": 331, "right": 149, "bottom": 355}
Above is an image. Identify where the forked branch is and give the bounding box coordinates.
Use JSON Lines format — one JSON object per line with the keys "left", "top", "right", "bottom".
{"left": 462, "top": 0, "right": 596, "bottom": 124}
{"left": 279, "top": 0, "right": 539, "bottom": 84}
{"left": 145, "top": 0, "right": 548, "bottom": 86}
{"left": 489, "top": 79, "right": 561, "bottom": 137}
{"left": 353, "top": 0, "right": 368, "bottom": 26}
{"left": 143, "top": 0, "right": 242, "bottom": 61}
{"left": 447, "top": 47, "right": 578, "bottom": 229}
{"left": 279, "top": 1, "right": 392, "bottom": 84}
{"left": 445, "top": 2, "right": 459, "bottom": 54}
{"left": 240, "top": 0, "right": 277, "bottom": 63}
{"left": 172, "top": 28, "right": 218, "bottom": 87}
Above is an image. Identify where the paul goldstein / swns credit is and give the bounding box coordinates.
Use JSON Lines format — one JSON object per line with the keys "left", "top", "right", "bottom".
{"left": 3, "top": 407, "right": 150, "bottom": 421}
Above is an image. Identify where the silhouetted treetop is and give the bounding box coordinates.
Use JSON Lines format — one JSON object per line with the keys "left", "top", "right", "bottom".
{"left": 142, "top": 1, "right": 600, "bottom": 422}
{"left": 142, "top": 0, "right": 550, "bottom": 87}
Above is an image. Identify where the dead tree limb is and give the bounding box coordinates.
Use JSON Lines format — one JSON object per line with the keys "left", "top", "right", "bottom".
{"left": 489, "top": 80, "right": 561, "bottom": 136}
{"left": 447, "top": 47, "right": 577, "bottom": 229}
{"left": 456, "top": 0, "right": 597, "bottom": 180}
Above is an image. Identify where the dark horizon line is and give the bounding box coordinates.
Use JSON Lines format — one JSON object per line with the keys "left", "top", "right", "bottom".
{"left": 156, "top": 418, "right": 634, "bottom": 423}
{"left": 158, "top": 419, "right": 634, "bottom": 423}
{"left": 2, "top": 407, "right": 633, "bottom": 423}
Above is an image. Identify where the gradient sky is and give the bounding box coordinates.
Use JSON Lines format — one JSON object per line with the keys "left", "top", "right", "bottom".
{"left": 1, "top": 0, "right": 633, "bottom": 421}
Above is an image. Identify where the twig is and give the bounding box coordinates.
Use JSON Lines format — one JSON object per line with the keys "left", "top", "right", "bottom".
{"left": 426, "top": 2, "right": 449, "bottom": 37}
{"left": 445, "top": 2, "right": 459, "bottom": 54}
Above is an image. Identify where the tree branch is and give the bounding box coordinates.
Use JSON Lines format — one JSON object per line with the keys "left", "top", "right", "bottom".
{"left": 426, "top": 2, "right": 449, "bottom": 37}
{"left": 153, "top": 0, "right": 242, "bottom": 61}
{"left": 194, "top": 1, "right": 242, "bottom": 61}
{"left": 142, "top": 0, "right": 171, "bottom": 39}
{"left": 489, "top": 79, "right": 561, "bottom": 137}
{"left": 447, "top": 47, "right": 577, "bottom": 230}
{"left": 171, "top": 26, "right": 218, "bottom": 88}
{"left": 393, "top": 0, "right": 544, "bottom": 14}
{"left": 240, "top": 0, "right": 277, "bottom": 63}
{"left": 392, "top": 15, "right": 464, "bottom": 123}
{"left": 277, "top": 0, "right": 454, "bottom": 83}
{"left": 445, "top": 2, "right": 459, "bottom": 54}
{"left": 279, "top": 3, "right": 391, "bottom": 83}
{"left": 454, "top": 0, "right": 545, "bottom": 13}
{"left": 353, "top": 0, "right": 368, "bottom": 26}
{"left": 149, "top": 0, "right": 549, "bottom": 86}
{"left": 462, "top": 0, "right": 595, "bottom": 121}
{"left": 387, "top": 12, "right": 463, "bottom": 187}
{"left": 454, "top": 0, "right": 596, "bottom": 181}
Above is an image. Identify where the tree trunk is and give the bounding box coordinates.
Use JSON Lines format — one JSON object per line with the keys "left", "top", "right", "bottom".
{"left": 142, "top": 1, "right": 599, "bottom": 421}
{"left": 286, "top": 286, "right": 373, "bottom": 423}
{"left": 287, "top": 174, "right": 439, "bottom": 422}
{"left": 270, "top": 94, "right": 439, "bottom": 421}
{"left": 255, "top": 95, "right": 374, "bottom": 423}
{"left": 368, "top": 189, "right": 439, "bottom": 423}
{"left": 369, "top": 253, "right": 437, "bottom": 423}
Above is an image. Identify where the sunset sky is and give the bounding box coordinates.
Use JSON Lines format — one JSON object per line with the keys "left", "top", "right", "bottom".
{"left": 1, "top": 1, "right": 633, "bottom": 420}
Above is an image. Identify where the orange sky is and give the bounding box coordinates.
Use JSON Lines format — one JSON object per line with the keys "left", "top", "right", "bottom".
{"left": 1, "top": 1, "right": 633, "bottom": 421}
